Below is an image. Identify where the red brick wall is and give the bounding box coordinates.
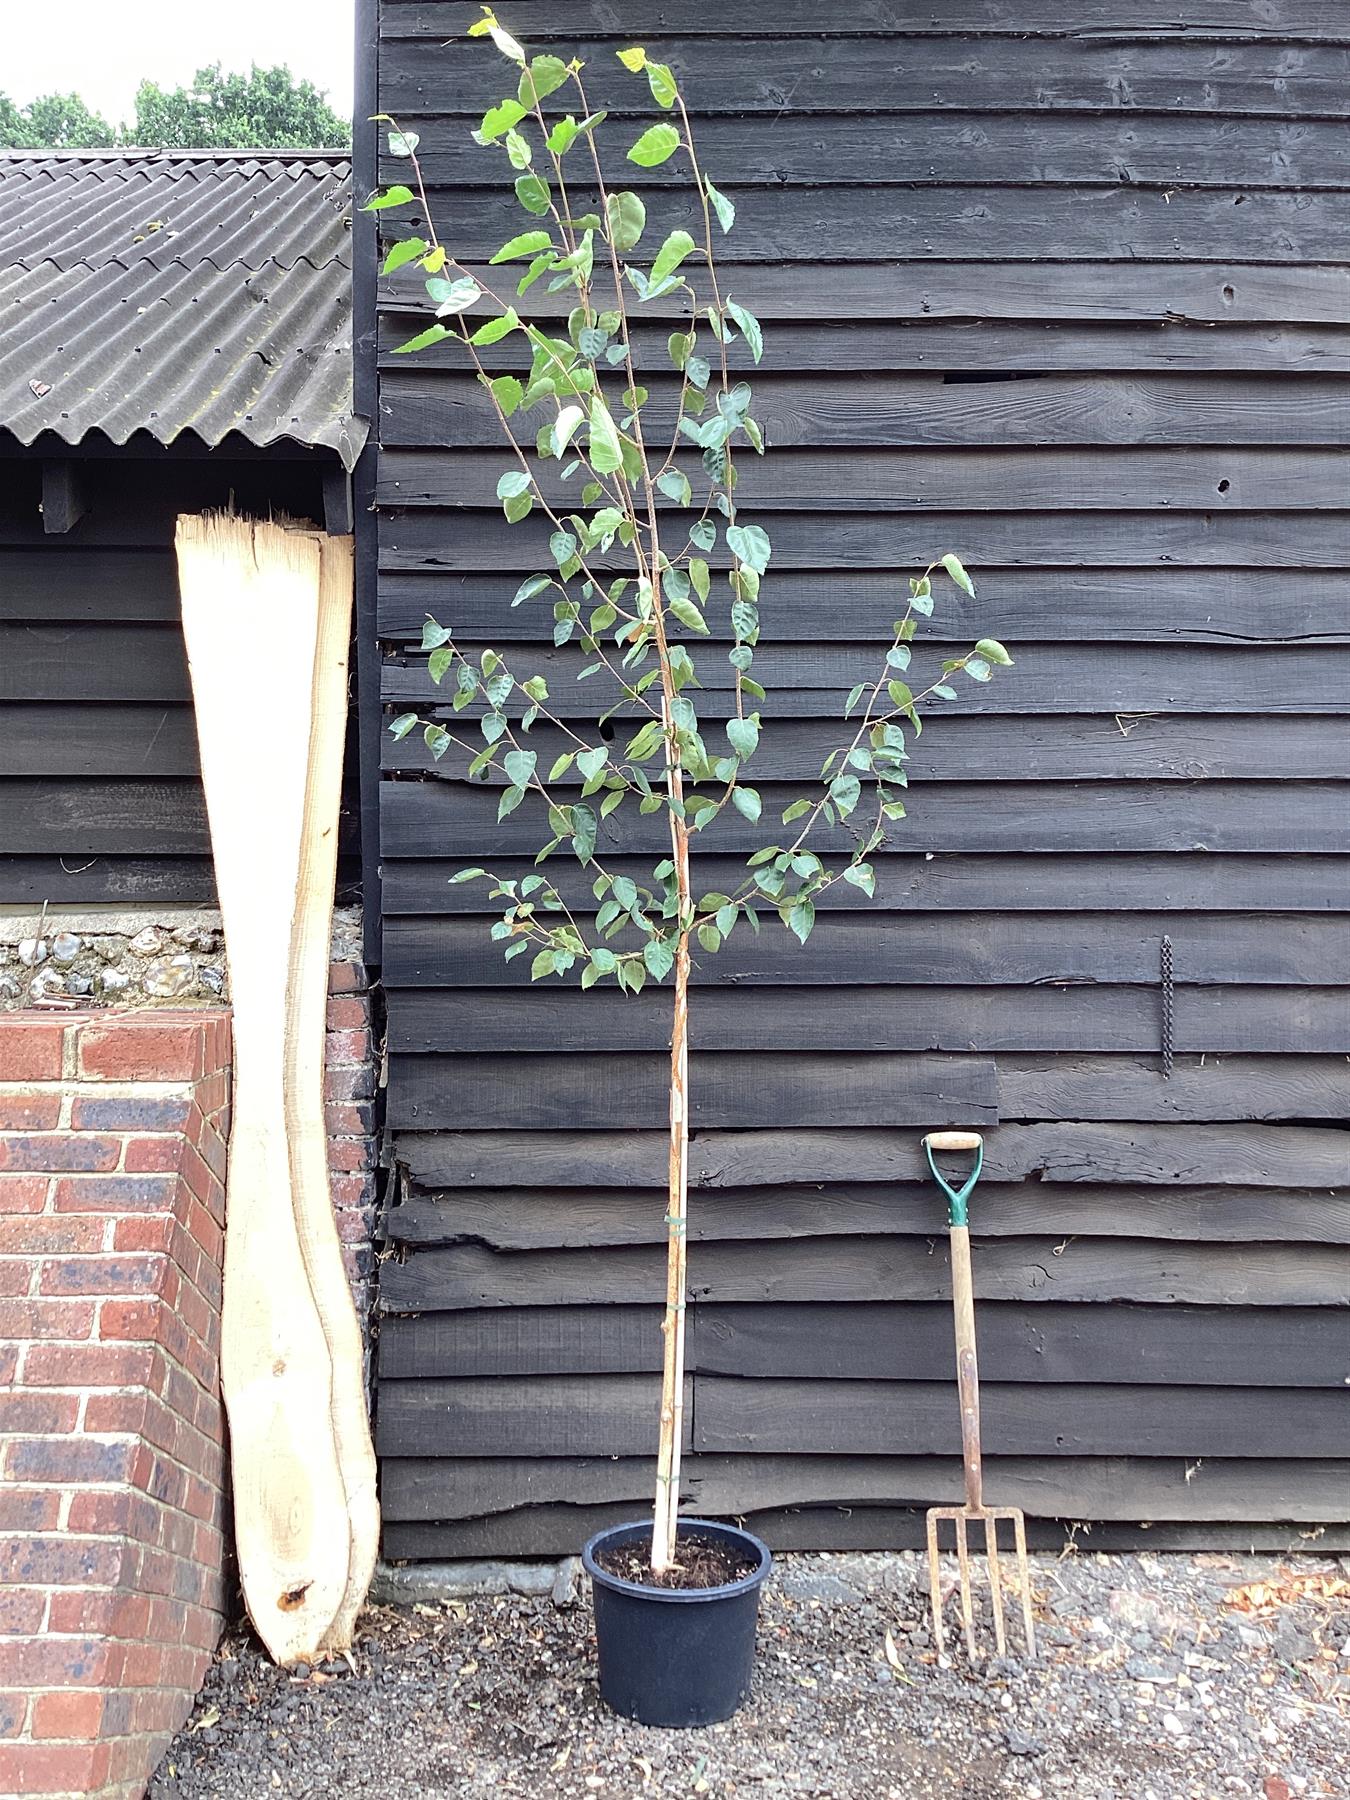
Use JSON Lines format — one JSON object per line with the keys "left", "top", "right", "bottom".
{"left": 0, "top": 962, "right": 381, "bottom": 1799}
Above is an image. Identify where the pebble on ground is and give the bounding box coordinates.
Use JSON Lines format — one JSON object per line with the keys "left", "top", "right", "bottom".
{"left": 150, "top": 1549, "right": 1350, "bottom": 1799}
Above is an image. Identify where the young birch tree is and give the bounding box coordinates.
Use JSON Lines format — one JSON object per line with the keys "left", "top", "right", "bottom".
{"left": 372, "top": 10, "right": 1014, "bottom": 1575}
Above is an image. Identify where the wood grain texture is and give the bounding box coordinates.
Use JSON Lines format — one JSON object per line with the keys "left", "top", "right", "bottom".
{"left": 0, "top": 856, "right": 217, "bottom": 905}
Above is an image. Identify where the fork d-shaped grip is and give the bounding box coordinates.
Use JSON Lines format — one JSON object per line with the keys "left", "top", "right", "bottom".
{"left": 923, "top": 1130, "right": 984, "bottom": 1227}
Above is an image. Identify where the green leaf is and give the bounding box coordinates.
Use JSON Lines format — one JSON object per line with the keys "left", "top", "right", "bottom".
{"left": 545, "top": 110, "right": 606, "bottom": 155}
{"left": 478, "top": 98, "right": 528, "bottom": 142}
{"left": 530, "top": 950, "right": 557, "bottom": 981}
{"left": 549, "top": 529, "right": 577, "bottom": 566}
{"left": 965, "top": 657, "right": 993, "bottom": 682}
{"left": 690, "top": 520, "right": 716, "bottom": 552}
{"left": 705, "top": 179, "right": 735, "bottom": 234}
{"left": 490, "top": 376, "right": 524, "bottom": 416}
{"left": 603, "top": 188, "right": 647, "bottom": 254}
{"left": 644, "top": 59, "right": 678, "bottom": 107}
{"left": 628, "top": 123, "right": 681, "bottom": 167}
{"left": 387, "top": 129, "right": 420, "bottom": 158}
{"left": 470, "top": 308, "right": 520, "bottom": 345}
{"left": 616, "top": 46, "right": 647, "bottom": 71}
{"left": 392, "top": 323, "right": 450, "bottom": 355}
{"left": 381, "top": 236, "right": 428, "bottom": 275}
{"left": 649, "top": 229, "right": 696, "bottom": 288}
{"left": 362, "top": 184, "right": 413, "bottom": 211}
{"left": 429, "top": 275, "right": 482, "bottom": 316}
{"left": 975, "top": 637, "right": 1014, "bottom": 666}
{"left": 498, "top": 784, "right": 526, "bottom": 821}
{"left": 514, "top": 172, "right": 551, "bottom": 215}
{"left": 726, "top": 523, "right": 771, "bottom": 575}
{"left": 588, "top": 396, "right": 624, "bottom": 474}
{"left": 576, "top": 746, "right": 608, "bottom": 781}
{"left": 726, "top": 715, "right": 759, "bottom": 759}
{"left": 571, "top": 803, "right": 598, "bottom": 864}
{"left": 843, "top": 863, "right": 876, "bottom": 898}
{"left": 490, "top": 230, "right": 554, "bottom": 264}
{"left": 496, "top": 470, "right": 532, "bottom": 500}
{"left": 697, "top": 924, "right": 722, "bottom": 954}
{"left": 732, "top": 785, "right": 762, "bottom": 824}
{"left": 421, "top": 617, "right": 452, "bottom": 650}
{"left": 449, "top": 866, "right": 487, "bottom": 884}
{"left": 787, "top": 899, "right": 816, "bottom": 946}
{"left": 551, "top": 403, "right": 585, "bottom": 459}
{"left": 388, "top": 711, "right": 418, "bottom": 740}
{"left": 725, "top": 300, "right": 763, "bottom": 364}
{"left": 427, "top": 647, "right": 453, "bottom": 685}
{"left": 829, "top": 773, "right": 862, "bottom": 817}
{"left": 685, "top": 354, "right": 711, "bottom": 391}
{"left": 643, "top": 936, "right": 675, "bottom": 979}
{"left": 503, "top": 490, "right": 533, "bottom": 524}
{"left": 657, "top": 470, "right": 691, "bottom": 507}
{"left": 941, "top": 552, "right": 976, "bottom": 597}
{"left": 519, "top": 53, "right": 570, "bottom": 105}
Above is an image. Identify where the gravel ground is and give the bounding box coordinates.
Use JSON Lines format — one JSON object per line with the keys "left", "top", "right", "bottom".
{"left": 150, "top": 1549, "right": 1350, "bottom": 1799}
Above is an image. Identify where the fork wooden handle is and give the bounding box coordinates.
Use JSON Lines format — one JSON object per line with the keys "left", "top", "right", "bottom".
{"left": 925, "top": 1130, "right": 984, "bottom": 1151}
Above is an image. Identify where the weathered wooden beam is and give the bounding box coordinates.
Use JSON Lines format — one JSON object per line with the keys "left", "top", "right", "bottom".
{"left": 40, "top": 461, "right": 87, "bottom": 536}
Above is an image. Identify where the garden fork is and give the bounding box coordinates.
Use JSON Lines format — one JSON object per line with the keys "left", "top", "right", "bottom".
{"left": 922, "top": 1130, "right": 1037, "bottom": 1662}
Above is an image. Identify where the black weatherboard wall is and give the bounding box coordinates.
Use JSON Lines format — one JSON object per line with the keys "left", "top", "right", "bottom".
{"left": 370, "top": 2, "right": 1350, "bottom": 1556}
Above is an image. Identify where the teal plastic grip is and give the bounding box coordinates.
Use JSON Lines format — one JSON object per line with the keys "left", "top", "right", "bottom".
{"left": 924, "top": 1136, "right": 983, "bottom": 1227}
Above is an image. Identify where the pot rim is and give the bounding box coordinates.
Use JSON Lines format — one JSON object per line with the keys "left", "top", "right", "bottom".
{"left": 582, "top": 1517, "right": 773, "bottom": 1604}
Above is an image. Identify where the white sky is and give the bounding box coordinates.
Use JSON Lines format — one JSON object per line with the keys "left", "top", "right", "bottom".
{"left": 6, "top": 0, "right": 355, "bottom": 126}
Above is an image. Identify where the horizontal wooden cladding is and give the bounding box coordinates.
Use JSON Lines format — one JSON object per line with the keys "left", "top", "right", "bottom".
{"left": 396, "top": 1121, "right": 1349, "bottom": 1193}
{"left": 375, "top": 1372, "right": 1350, "bottom": 1458}
{"left": 378, "top": 1234, "right": 1350, "bottom": 1314}
{"left": 380, "top": 261, "right": 1350, "bottom": 325}
{"left": 1, "top": 624, "right": 188, "bottom": 702}
{"left": 381, "top": 114, "right": 1350, "bottom": 191}
{"left": 381, "top": 781, "right": 1347, "bottom": 856}
{"left": 377, "top": 1302, "right": 1350, "bottom": 1386}
{"left": 380, "top": 3, "right": 1350, "bottom": 45}
{"left": 379, "top": 446, "right": 1350, "bottom": 514}
{"left": 0, "top": 856, "right": 216, "bottom": 905}
{"left": 0, "top": 550, "right": 180, "bottom": 621}
{"left": 383, "top": 913, "right": 1349, "bottom": 991}
{"left": 386, "top": 717, "right": 1350, "bottom": 787}
{"left": 381, "top": 316, "right": 1350, "bottom": 379}
{"left": 0, "top": 461, "right": 324, "bottom": 549}
{"left": 380, "top": 36, "right": 1350, "bottom": 117}
{"left": 398, "top": 183, "right": 1350, "bottom": 264}
{"left": 387, "top": 983, "right": 1348, "bottom": 1056}
{"left": 0, "top": 780, "right": 207, "bottom": 855}
{"left": 381, "top": 371, "right": 1350, "bottom": 453}
{"left": 391, "top": 1175, "right": 1350, "bottom": 1250}
{"left": 379, "top": 1454, "right": 1350, "bottom": 1534}
{"left": 383, "top": 647, "right": 1347, "bottom": 715}
{"left": 383, "top": 853, "right": 1350, "bottom": 917}
{"left": 378, "top": 567, "right": 1349, "bottom": 647}
{"left": 1, "top": 705, "right": 199, "bottom": 777}
{"left": 387, "top": 1053, "right": 1350, "bottom": 1132}
{"left": 383, "top": 1506, "right": 1350, "bottom": 1559}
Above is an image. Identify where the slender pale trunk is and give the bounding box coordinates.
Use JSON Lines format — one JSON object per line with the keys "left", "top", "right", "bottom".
{"left": 651, "top": 770, "right": 692, "bottom": 1572}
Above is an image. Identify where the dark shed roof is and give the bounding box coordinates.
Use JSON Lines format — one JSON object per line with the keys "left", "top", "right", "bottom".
{"left": 0, "top": 149, "right": 366, "bottom": 468}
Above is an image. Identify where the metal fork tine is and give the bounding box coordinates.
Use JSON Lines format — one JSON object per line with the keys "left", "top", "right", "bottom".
{"left": 926, "top": 1510, "right": 946, "bottom": 1657}
{"left": 983, "top": 1513, "right": 1007, "bottom": 1657}
{"left": 1012, "top": 1509, "right": 1038, "bottom": 1659}
{"left": 954, "top": 1513, "right": 979, "bottom": 1662}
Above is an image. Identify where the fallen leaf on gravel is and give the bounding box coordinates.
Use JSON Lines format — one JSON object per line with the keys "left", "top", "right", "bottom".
{"left": 1225, "top": 1573, "right": 1350, "bottom": 1616}
{"left": 552, "top": 1746, "right": 571, "bottom": 1772}
{"left": 632, "top": 1755, "right": 653, "bottom": 1785}
{"left": 186, "top": 1708, "right": 219, "bottom": 1733}
{"left": 1264, "top": 1777, "right": 1292, "bottom": 1800}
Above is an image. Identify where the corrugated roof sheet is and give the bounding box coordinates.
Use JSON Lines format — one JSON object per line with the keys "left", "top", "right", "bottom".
{"left": 0, "top": 150, "right": 366, "bottom": 468}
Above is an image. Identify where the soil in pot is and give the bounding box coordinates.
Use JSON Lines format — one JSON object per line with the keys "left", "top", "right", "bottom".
{"left": 593, "top": 1532, "right": 758, "bottom": 1591}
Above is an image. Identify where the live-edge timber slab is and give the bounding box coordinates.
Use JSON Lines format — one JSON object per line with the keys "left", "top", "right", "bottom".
{"left": 176, "top": 513, "right": 349, "bottom": 1665}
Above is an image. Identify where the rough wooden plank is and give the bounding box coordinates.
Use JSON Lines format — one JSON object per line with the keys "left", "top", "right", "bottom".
{"left": 381, "top": 36, "right": 1350, "bottom": 117}
{"left": 377, "top": 1300, "right": 1350, "bottom": 1386}
{"left": 0, "top": 705, "right": 199, "bottom": 778}
{"left": 0, "top": 781, "right": 208, "bottom": 855}
{"left": 380, "top": 565, "right": 1350, "bottom": 647}
{"left": 373, "top": 1374, "right": 691, "bottom": 1458}
{"left": 381, "top": 371, "right": 1350, "bottom": 451}
{"left": 382, "top": 1507, "right": 1350, "bottom": 1559}
{"left": 0, "top": 550, "right": 180, "bottom": 620}
{"left": 695, "top": 1376, "right": 1350, "bottom": 1457}
{"left": 0, "top": 623, "right": 189, "bottom": 701}
{"left": 382, "top": 853, "right": 1350, "bottom": 917}
{"left": 386, "top": 113, "right": 1350, "bottom": 190}
{"left": 40, "top": 462, "right": 87, "bottom": 536}
{"left": 378, "top": 1452, "right": 1350, "bottom": 1529}
{"left": 389, "top": 1052, "right": 996, "bottom": 1131}
{"left": 378, "top": 1235, "right": 1350, "bottom": 1312}
{"left": 388, "top": 1180, "right": 1350, "bottom": 1250}
{"left": 380, "top": 445, "right": 1350, "bottom": 513}
{"left": 385, "top": 983, "right": 1349, "bottom": 1056}
{"left": 381, "top": 780, "right": 1348, "bottom": 856}
{"left": 996, "top": 1054, "right": 1350, "bottom": 1122}
{"left": 395, "top": 1122, "right": 1350, "bottom": 1192}
{"left": 386, "top": 716, "right": 1350, "bottom": 786}
{"left": 381, "top": 3, "right": 1350, "bottom": 44}
{"left": 383, "top": 913, "right": 1348, "bottom": 991}
{"left": 381, "top": 317, "right": 1350, "bottom": 378}
{"left": 0, "top": 856, "right": 216, "bottom": 906}
{"left": 380, "top": 260, "right": 1350, "bottom": 325}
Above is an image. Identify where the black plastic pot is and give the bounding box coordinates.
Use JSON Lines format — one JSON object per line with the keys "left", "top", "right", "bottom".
{"left": 581, "top": 1517, "right": 773, "bottom": 1727}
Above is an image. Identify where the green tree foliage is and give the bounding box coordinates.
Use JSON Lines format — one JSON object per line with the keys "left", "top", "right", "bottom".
{"left": 0, "top": 64, "right": 348, "bottom": 151}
